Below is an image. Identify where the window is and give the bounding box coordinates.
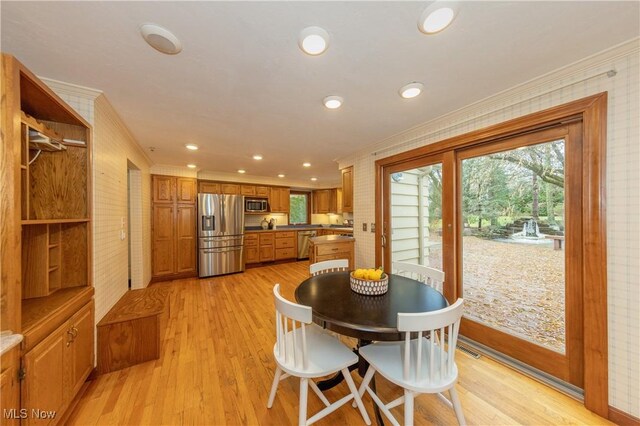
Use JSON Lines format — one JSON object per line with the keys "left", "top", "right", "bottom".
{"left": 289, "top": 192, "right": 310, "bottom": 224}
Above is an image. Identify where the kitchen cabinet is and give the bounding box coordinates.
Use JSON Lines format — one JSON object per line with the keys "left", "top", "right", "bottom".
{"left": 313, "top": 189, "right": 340, "bottom": 214}
{"left": 259, "top": 233, "right": 275, "bottom": 262}
{"left": 269, "top": 187, "right": 290, "bottom": 213}
{"left": 341, "top": 167, "right": 353, "bottom": 213}
{"left": 240, "top": 185, "right": 256, "bottom": 196}
{"left": 199, "top": 181, "right": 220, "bottom": 194}
{"left": 256, "top": 186, "right": 270, "bottom": 197}
{"left": 221, "top": 183, "right": 240, "bottom": 194}
{"left": 244, "top": 233, "right": 259, "bottom": 264}
{"left": 152, "top": 175, "right": 197, "bottom": 280}
{"left": 274, "top": 231, "right": 297, "bottom": 260}
{"left": 153, "top": 175, "right": 175, "bottom": 203}
{"left": 176, "top": 178, "right": 197, "bottom": 203}
{"left": 21, "top": 301, "right": 94, "bottom": 426}
{"left": 0, "top": 349, "right": 20, "bottom": 426}
{"left": 309, "top": 236, "right": 354, "bottom": 267}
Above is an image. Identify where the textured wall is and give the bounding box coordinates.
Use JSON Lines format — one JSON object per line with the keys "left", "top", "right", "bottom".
{"left": 339, "top": 40, "right": 639, "bottom": 415}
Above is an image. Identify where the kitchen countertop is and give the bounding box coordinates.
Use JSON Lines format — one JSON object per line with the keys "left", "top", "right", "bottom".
{"left": 309, "top": 235, "right": 356, "bottom": 243}
{"left": 245, "top": 225, "right": 354, "bottom": 233}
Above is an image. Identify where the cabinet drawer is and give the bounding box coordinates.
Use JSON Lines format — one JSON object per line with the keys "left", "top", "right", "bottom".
{"left": 315, "top": 254, "right": 352, "bottom": 264}
{"left": 316, "top": 242, "right": 352, "bottom": 256}
{"left": 275, "top": 238, "right": 295, "bottom": 249}
{"left": 245, "top": 234, "right": 258, "bottom": 247}
{"left": 259, "top": 234, "right": 274, "bottom": 245}
{"left": 275, "top": 248, "right": 296, "bottom": 260}
{"left": 275, "top": 231, "right": 295, "bottom": 239}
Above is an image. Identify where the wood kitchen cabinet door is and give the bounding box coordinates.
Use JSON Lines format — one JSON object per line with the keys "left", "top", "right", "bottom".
{"left": 22, "top": 323, "right": 67, "bottom": 426}
{"left": 199, "top": 181, "right": 220, "bottom": 194}
{"left": 176, "top": 178, "right": 196, "bottom": 203}
{"left": 245, "top": 246, "right": 259, "bottom": 264}
{"left": 153, "top": 175, "right": 175, "bottom": 204}
{"left": 240, "top": 185, "right": 256, "bottom": 196}
{"left": 175, "top": 205, "right": 196, "bottom": 273}
{"left": 152, "top": 205, "right": 175, "bottom": 276}
{"left": 341, "top": 167, "right": 353, "bottom": 212}
{"left": 255, "top": 186, "right": 269, "bottom": 197}
{"left": 67, "top": 302, "right": 94, "bottom": 401}
{"left": 221, "top": 183, "right": 240, "bottom": 194}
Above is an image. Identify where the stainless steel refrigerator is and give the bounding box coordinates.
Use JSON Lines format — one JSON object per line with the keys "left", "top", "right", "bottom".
{"left": 198, "top": 193, "right": 245, "bottom": 277}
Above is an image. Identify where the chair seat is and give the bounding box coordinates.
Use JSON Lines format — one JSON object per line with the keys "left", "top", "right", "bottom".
{"left": 274, "top": 324, "right": 358, "bottom": 378}
{"left": 360, "top": 337, "right": 458, "bottom": 393}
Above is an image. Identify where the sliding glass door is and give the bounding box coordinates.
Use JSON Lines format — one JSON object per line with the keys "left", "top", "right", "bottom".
{"left": 379, "top": 122, "right": 585, "bottom": 386}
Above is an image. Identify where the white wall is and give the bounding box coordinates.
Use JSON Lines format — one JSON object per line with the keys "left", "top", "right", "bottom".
{"left": 339, "top": 39, "right": 639, "bottom": 416}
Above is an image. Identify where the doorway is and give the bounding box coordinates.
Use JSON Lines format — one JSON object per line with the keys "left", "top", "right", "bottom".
{"left": 127, "top": 161, "right": 144, "bottom": 289}
{"left": 375, "top": 94, "right": 608, "bottom": 415}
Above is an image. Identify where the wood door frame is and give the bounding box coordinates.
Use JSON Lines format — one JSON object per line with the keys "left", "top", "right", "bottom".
{"left": 374, "top": 93, "right": 608, "bottom": 416}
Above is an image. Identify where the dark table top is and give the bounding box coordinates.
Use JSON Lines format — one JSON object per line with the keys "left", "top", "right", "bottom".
{"left": 295, "top": 271, "right": 448, "bottom": 341}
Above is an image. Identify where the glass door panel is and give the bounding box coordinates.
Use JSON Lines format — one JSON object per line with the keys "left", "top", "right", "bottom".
{"left": 389, "top": 164, "right": 444, "bottom": 271}
{"left": 461, "top": 139, "right": 566, "bottom": 353}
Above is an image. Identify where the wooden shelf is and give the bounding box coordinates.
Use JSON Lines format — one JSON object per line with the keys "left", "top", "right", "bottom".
{"left": 22, "top": 218, "right": 89, "bottom": 225}
{"left": 48, "top": 243, "right": 59, "bottom": 248}
{"left": 48, "top": 266, "right": 59, "bottom": 272}
{"left": 20, "top": 165, "right": 27, "bottom": 170}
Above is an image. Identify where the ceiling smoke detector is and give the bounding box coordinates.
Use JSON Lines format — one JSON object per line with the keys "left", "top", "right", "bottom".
{"left": 140, "top": 24, "right": 182, "bottom": 55}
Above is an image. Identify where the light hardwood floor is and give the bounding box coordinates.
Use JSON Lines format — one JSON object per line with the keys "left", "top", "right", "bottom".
{"left": 67, "top": 261, "right": 611, "bottom": 425}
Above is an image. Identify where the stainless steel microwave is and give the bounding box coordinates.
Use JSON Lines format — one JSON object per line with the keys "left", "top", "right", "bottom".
{"left": 245, "top": 198, "right": 268, "bottom": 212}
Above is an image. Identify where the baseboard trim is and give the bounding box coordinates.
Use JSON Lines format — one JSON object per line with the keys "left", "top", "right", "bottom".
{"left": 609, "top": 406, "right": 640, "bottom": 426}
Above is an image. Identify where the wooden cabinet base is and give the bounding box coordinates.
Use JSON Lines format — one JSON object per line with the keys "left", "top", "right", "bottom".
{"left": 97, "top": 286, "right": 170, "bottom": 374}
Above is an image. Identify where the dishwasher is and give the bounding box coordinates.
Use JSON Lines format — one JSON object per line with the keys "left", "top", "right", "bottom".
{"left": 297, "top": 230, "right": 317, "bottom": 259}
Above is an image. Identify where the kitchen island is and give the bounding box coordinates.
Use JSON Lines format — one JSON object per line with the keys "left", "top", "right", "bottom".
{"left": 309, "top": 235, "right": 355, "bottom": 267}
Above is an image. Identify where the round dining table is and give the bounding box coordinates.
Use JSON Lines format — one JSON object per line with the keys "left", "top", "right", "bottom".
{"left": 295, "top": 270, "right": 448, "bottom": 342}
{"left": 295, "top": 271, "right": 448, "bottom": 425}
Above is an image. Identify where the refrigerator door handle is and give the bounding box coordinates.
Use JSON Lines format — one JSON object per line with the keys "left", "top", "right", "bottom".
{"left": 201, "top": 247, "right": 242, "bottom": 254}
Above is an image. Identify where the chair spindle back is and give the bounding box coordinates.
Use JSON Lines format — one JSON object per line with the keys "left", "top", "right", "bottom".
{"left": 273, "top": 284, "right": 312, "bottom": 370}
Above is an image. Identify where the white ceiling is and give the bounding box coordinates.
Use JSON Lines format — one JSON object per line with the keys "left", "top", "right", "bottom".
{"left": 2, "top": 1, "right": 638, "bottom": 186}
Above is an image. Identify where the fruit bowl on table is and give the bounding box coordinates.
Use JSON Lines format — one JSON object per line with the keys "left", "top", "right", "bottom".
{"left": 350, "top": 270, "right": 389, "bottom": 296}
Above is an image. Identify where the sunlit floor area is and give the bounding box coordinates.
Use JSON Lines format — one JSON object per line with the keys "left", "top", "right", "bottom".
{"left": 67, "top": 262, "right": 608, "bottom": 425}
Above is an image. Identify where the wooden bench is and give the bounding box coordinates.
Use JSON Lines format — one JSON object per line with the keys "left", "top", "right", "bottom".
{"left": 545, "top": 235, "right": 565, "bottom": 250}
{"left": 97, "top": 285, "right": 170, "bottom": 374}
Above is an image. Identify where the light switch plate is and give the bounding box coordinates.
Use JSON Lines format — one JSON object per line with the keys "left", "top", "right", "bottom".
{"left": 362, "top": 223, "right": 367, "bottom": 232}
{"left": 371, "top": 223, "right": 375, "bottom": 232}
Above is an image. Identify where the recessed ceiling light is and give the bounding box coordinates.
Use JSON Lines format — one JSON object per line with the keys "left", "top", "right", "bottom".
{"left": 140, "top": 23, "right": 183, "bottom": 55}
{"left": 253, "top": 154, "right": 263, "bottom": 160}
{"left": 185, "top": 143, "right": 199, "bottom": 151}
{"left": 187, "top": 164, "right": 197, "bottom": 169}
{"left": 298, "top": 26, "right": 330, "bottom": 55}
{"left": 278, "top": 174, "right": 285, "bottom": 178}
{"left": 237, "top": 169, "right": 246, "bottom": 174}
{"left": 418, "top": 3, "right": 459, "bottom": 34}
{"left": 302, "top": 162, "right": 311, "bottom": 167}
{"left": 399, "top": 82, "right": 424, "bottom": 99}
{"left": 323, "top": 96, "right": 343, "bottom": 109}
{"left": 310, "top": 177, "right": 318, "bottom": 181}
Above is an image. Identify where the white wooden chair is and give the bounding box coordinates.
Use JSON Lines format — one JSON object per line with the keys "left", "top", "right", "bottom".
{"left": 356, "top": 299, "right": 466, "bottom": 426}
{"left": 392, "top": 261, "right": 444, "bottom": 293}
{"left": 309, "top": 259, "right": 349, "bottom": 276}
{"left": 267, "top": 284, "right": 371, "bottom": 426}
